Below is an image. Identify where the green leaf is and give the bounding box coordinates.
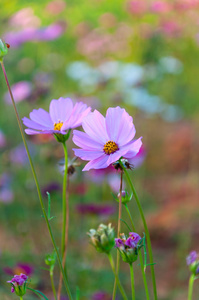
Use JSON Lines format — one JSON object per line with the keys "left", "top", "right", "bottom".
{"left": 27, "top": 287, "right": 49, "bottom": 300}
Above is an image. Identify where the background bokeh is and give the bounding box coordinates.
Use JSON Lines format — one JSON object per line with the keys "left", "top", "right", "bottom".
{"left": 1, "top": 0, "right": 199, "bottom": 299}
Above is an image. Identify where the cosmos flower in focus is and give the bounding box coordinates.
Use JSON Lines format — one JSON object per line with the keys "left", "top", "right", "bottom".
{"left": 22, "top": 97, "right": 91, "bottom": 136}
{"left": 73, "top": 107, "right": 142, "bottom": 171}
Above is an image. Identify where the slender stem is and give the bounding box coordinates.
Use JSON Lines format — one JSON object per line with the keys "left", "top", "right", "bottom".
{"left": 19, "top": 297, "right": 23, "bottom": 300}
{"left": 124, "top": 204, "right": 150, "bottom": 300}
{"left": 122, "top": 166, "right": 157, "bottom": 300}
{"left": 129, "top": 264, "right": 135, "bottom": 300}
{"left": 188, "top": 274, "right": 195, "bottom": 300}
{"left": 0, "top": 61, "right": 73, "bottom": 300}
{"left": 50, "top": 270, "right": 57, "bottom": 300}
{"left": 61, "top": 142, "right": 68, "bottom": 258}
{"left": 58, "top": 175, "right": 70, "bottom": 300}
{"left": 108, "top": 253, "right": 128, "bottom": 300}
{"left": 112, "top": 171, "right": 123, "bottom": 300}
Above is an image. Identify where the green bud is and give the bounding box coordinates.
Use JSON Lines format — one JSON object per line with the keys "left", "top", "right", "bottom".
{"left": 88, "top": 223, "right": 115, "bottom": 254}
{"left": 45, "top": 250, "right": 56, "bottom": 272}
{"left": 14, "top": 284, "right": 27, "bottom": 297}
{"left": 0, "top": 39, "right": 8, "bottom": 61}
{"left": 117, "top": 190, "right": 132, "bottom": 204}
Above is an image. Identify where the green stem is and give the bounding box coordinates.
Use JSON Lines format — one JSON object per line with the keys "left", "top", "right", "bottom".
{"left": 124, "top": 204, "right": 150, "bottom": 300}
{"left": 61, "top": 142, "right": 68, "bottom": 258}
{"left": 122, "top": 166, "right": 157, "bottom": 300}
{"left": 50, "top": 270, "right": 57, "bottom": 300}
{"left": 188, "top": 274, "right": 195, "bottom": 300}
{"left": 129, "top": 264, "right": 135, "bottom": 300}
{"left": 0, "top": 61, "right": 73, "bottom": 300}
{"left": 19, "top": 297, "right": 23, "bottom": 300}
{"left": 112, "top": 171, "right": 123, "bottom": 300}
{"left": 108, "top": 253, "right": 128, "bottom": 300}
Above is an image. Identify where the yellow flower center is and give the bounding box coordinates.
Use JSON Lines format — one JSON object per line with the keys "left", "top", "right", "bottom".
{"left": 54, "top": 121, "right": 63, "bottom": 131}
{"left": 103, "top": 140, "right": 119, "bottom": 155}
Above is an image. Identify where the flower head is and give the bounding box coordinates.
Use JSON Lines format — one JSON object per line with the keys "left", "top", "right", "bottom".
{"left": 115, "top": 232, "right": 142, "bottom": 264}
{"left": 73, "top": 107, "right": 142, "bottom": 171}
{"left": 22, "top": 97, "right": 91, "bottom": 141}
{"left": 88, "top": 223, "right": 115, "bottom": 254}
{"left": 186, "top": 251, "right": 199, "bottom": 276}
{"left": 7, "top": 273, "right": 28, "bottom": 296}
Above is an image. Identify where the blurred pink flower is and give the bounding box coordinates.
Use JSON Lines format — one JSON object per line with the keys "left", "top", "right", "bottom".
{"left": 45, "top": 0, "right": 66, "bottom": 15}
{"left": 150, "top": 1, "right": 172, "bottom": 13}
{"left": 0, "top": 130, "right": 6, "bottom": 148}
{"left": 4, "top": 81, "right": 32, "bottom": 104}
{"left": 76, "top": 203, "right": 116, "bottom": 216}
{"left": 4, "top": 22, "right": 66, "bottom": 48}
{"left": 4, "top": 263, "right": 34, "bottom": 276}
{"left": 0, "top": 173, "right": 13, "bottom": 203}
{"left": 9, "top": 7, "right": 41, "bottom": 28}
{"left": 159, "top": 20, "right": 182, "bottom": 37}
{"left": 128, "top": 0, "right": 147, "bottom": 15}
{"left": 174, "top": 0, "right": 199, "bottom": 10}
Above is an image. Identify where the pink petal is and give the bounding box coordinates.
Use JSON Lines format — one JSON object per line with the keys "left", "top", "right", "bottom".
{"left": 29, "top": 108, "right": 53, "bottom": 127}
{"left": 49, "top": 97, "right": 73, "bottom": 123}
{"left": 82, "top": 110, "right": 109, "bottom": 144}
{"left": 82, "top": 154, "right": 109, "bottom": 171}
{"left": 105, "top": 107, "right": 136, "bottom": 145}
{"left": 22, "top": 117, "right": 51, "bottom": 130}
{"left": 73, "top": 149, "right": 103, "bottom": 160}
{"left": 25, "top": 129, "right": 54, "bottom": 135}
{"left": 73, "top": 130, "right": 102, "bottom": 150}
{"left": 123, "top": 137, "right": 143, "bottom": 159}
{"left": 62, "top": 102, "right": 91, "bottom": 130}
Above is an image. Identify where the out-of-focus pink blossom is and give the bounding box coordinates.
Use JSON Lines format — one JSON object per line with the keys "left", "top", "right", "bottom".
{"left": 128, "top": 145, "right": 146, "bottom": 168}
{"left": 150, "top": 1, "right": 172, "bottom": 13}
{"left": 4, "top": 22, "right": 66, "bottom": 48}
{"left": 9, "top": 7, "right": 41, "bottom": 28}
{"left": 4, "top": 263, "right": 34, "bottom": 276}
{"left": 0, "top": 173, "right": 13, "bottom": 203}
{"left": 45, "top": 0, "right": 66, "bottom": 15}
{"left": 128, "top": 0, "right": 147, "bottom": 15}
{"left": 0, "top": 130, "right": 6, "bottom": 148}
{"left": 159, "top": 20, "right": 182, "bottom": 37}
{"left": 4, "top": 81, "right": 33, "bottom": 104}
{"left": 174, "top": 0, "right": 199, "bottom": 11}
{"left": 76, "top": 203, "right": 116, "bottom": 216}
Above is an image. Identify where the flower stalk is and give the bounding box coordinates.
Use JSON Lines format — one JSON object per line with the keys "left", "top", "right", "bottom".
{"left": 0, "top": 61, "right": 73, "bottom": 300}
{"left": 107, "top": 253, "right": 128, "bottom": 300}
{"left": 121, "top": 164, "right": 157, "bottom": 300}
{"left": 129, "top": 263, "right": 135, "bottom": 300}
{"left": 188, "top": 274, "right": 195, "bottom": 300}
{"left": 112, "top": 171, "right": 123, "bottom": 300}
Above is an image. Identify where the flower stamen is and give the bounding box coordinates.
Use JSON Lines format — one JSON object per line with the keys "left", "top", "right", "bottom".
{"left": 54, "top": 121, "right": 63, "bottom": 131}
{"left": 103, "top": 140, "right": 119, "bottom": 155}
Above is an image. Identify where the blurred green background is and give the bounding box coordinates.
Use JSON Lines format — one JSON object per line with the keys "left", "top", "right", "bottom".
{"left": 1, "top": 0, "right": 199, "bottom": 299}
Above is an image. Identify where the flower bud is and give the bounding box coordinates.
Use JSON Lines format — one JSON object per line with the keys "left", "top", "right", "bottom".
{"left": 7, "top": 273, "right": 28, "bottom": 296}
{"left": 115, "top": 232, "right": 142, "bottom": 264}
{"left": 45, "top": 250, "right": 56, "bottom": 268}
{"left": 0, "top": 39, "right": 8, "bottom": 61}
{"left": 117, "top": 190, "right": 132, "bottom": 204}
{"left": 186, "top": 251, "right": 199, "bottom": 276}
{"left": 88, "top": 223, "right": 115, "bottom": 254}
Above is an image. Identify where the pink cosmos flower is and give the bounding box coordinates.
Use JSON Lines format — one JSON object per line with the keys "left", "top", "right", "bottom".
{"left": 22, "top": 97, "right": 91, "bottom": 135}
{"left": 73, "top": 107, "right": 142, "bottom": 171}
{"left": 150, "top": 1, "right": 172, "bottom": 13}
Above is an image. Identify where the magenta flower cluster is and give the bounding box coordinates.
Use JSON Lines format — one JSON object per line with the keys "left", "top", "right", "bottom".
{"left": 115, "top": 232, "right": 141, "bottom": 250}
{"left": 7, "top": 273, "right": 27, "bottom": 294}
{"left": 186, "top": 251, "right": 199, "bottom": 276}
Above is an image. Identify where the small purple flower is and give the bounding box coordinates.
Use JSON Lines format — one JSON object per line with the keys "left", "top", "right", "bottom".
{"left": 186, "top": 251, "right": 198, "bottom": 266}
{"left": 7, "top": 273, "right": 28, "bottom": 295}
{"left": 22, "top": 97, "right": 91, "bottom": 136}
{"left": 115, "top": 238, "right": 125, "bottom": 250}
{"left": 73, "top": 107, "right": 142, "bottom": 171}
{"left": 129, "top": 232, "right": 142, "bottom": 245}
